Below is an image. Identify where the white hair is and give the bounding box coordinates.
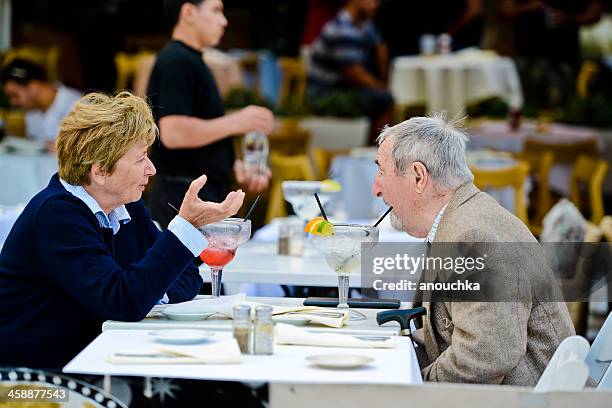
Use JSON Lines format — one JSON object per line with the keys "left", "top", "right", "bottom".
{"left": 376, "top": 112, "right": 474, "bottom": 189}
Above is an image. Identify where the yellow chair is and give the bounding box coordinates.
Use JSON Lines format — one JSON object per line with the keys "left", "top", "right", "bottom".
{"left": 577, "top": 60, "right": 599, "bottom": 98}
{"left": 1, "top": 109, "right": 26, "bottom": 137}
{"left": 2, "top": 46, "right": 60, "bottom": 82}
{"left": 523, "top": 138, "right": 598, "bottom": 164}
{"left": 277, "top": 57, "right": 307, "bottom": 108}
{"left": 570, "top": 155, "right": 609, "bottom": 224}
{"left": 311, "top": 147, "right": 350, "bottom": 180}
{"left": 266, "top": 152, "right": 316, "bottom": 223}
{"left": 601, "top": 215, "right": 612, "bottom": 242}
{"left": 471, "top": 161, "right": 531, "bottom": 224}
{"left": 515, "top": 150, "right": 554, "bottom": 234}
{"left": 268, "top": 120, "right": 312, "bottom": 156}
{"left": 114, "top": 51, "right": 156, "bottom": 93}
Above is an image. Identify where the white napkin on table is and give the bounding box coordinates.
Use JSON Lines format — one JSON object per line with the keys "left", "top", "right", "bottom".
{"left": 275, "top": 323, "right": 396, "bottom": 348}
{"left": 160, "top": 293, "right": 247, "bottom": 318}
{"left": 108, "top": 339, "right": 242, "bottom": 365}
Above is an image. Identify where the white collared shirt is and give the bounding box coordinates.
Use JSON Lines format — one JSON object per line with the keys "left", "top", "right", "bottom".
{"left": 25, "top": 83, "right": 82, "bottom": 141}
{"left": 426, "top": 204, "right": 448, "bottom": 243}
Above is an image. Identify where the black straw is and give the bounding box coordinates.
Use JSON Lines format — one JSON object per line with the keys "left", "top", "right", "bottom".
{"left": 373, "top": 207, "right": 393, "bottom": 227}
{"left": 167, "top": 202, "right": 180, "bottom": 213}
{"left": 314, "top": 193, "right": 328, "bottom": 221}
{"left": 243, "top": 195, "right": 261, "bottom": 222}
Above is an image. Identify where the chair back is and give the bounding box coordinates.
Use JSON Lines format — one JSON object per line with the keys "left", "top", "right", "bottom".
{"left": 570, "top": 155, "right": 609, "bottom": 224}
{"left": 277, "top": 57, "right": 307, "bottom": 108}
{"left": 515, "top": 150, "right": 554, "bottom": 233}
{"left": 535, "top": 335, "right": 590, "bottom": 392}
{"left": 114, "top": 51, "right": 156, "bottom": 93}
{"left": 586, "top": 311, "right": 612, "bottom": 388}
{"left": 266, "top": 152, "right": 316, "bottom": 222}
{"left": 523, "top": 139, "right": 598, "bottom": 164}
{"left": 269, "top": 120, "right": 311, "bottom": 156}
{"left": 471, "top": 160, "right": 530, "bottom": 224}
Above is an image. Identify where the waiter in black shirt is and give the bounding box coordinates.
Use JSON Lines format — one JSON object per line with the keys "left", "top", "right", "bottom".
{"left": 148, "top": 0, "right": 274, "bottom": 227}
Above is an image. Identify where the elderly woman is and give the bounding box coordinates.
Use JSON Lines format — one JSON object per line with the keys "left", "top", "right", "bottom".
{"left": 0, "top": 92, "right": 244, "bottom": 369}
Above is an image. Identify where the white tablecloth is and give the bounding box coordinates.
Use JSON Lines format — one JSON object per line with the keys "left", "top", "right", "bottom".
{"left": 64, "top": 330, "right": 422, "bottom": 386}
{"left": 390, "top": 49, "right": 523, "bottom": 117}
{"left": 0, "top": 152, "right": 57, "bottom": 206}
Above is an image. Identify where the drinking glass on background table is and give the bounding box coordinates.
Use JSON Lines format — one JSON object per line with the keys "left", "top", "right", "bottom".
{"left": 199, "top": 218, "right": 251, "bottom": 298}
{"left": 242, "top": 131, "right": 269, "bottom": 175}
{"left": 310, "top": 223, "right": 379, "bottom": 320}
{"left": 282, "top": 180, "right": 340, "bottom": 222}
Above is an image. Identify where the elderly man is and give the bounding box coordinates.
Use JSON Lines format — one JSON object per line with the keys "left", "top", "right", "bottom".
{"left": 372, "top": 114, "right": 574, "bottom": 384}
{"left": 1, "top": 59, "right": 81, "bottom": 151}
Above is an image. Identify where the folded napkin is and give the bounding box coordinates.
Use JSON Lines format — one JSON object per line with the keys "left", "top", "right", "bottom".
{"left": 160, "top": 293, "right": 247, "bottom": 318}
{"left": 275, "top": 323, "right": 396, "bottom": 348}
{"left": 108, "top": 339, "right": 242, "bottom": 365}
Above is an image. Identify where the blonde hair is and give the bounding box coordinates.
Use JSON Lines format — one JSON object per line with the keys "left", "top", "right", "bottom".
{"left": 56, "top": 91, "right": 157, "bottom": 185}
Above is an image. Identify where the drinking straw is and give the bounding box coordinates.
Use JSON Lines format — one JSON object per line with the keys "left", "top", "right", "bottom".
{"left": 167, "top": 202, "right": 180, "bottom": 213}
{"left": 373, "top": 206, "right": 393, "bottom": 227}
{"left": 314, "top": 193, "right": 328, "bottom": 221}
{"left": 243, "top": 194, "right": 261, "bottom": 222}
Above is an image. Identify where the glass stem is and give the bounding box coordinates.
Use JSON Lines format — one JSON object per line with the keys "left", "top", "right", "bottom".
{"left": 211, "top": 268, "right": 223, "bottom": 298}
{"left": 337, "top": 274, "right": 350, "bottom": 309}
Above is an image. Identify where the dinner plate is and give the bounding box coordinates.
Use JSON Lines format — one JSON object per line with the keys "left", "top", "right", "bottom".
{"left": 306, "top": 354, "right": 374, "bottom": 369}
{"left": 149, "top": 329, "right": 215, "bottom": 344}
{"left": 272, "top": 315, "right": 310, "bottom": 326}
{"left": 161, "top": 310, "right": 215, "bottom": 321}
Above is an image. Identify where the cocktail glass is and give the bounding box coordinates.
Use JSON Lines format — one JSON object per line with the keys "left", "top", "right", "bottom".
{"left": 282, "top": 180, "right": 338, "bottom": 221}
{"left": 311, "top": 224, "right": 379, "bottom": 320}
{"left": 198, "top": 218, "right": 251, "bottom": 298}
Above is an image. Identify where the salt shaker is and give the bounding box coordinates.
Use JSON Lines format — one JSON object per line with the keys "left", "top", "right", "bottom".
{"left": 233, "top": 305, "right": 252, "bottom": 354}
{"left": 253, "top": 305, "right": 274, "bottom": 355}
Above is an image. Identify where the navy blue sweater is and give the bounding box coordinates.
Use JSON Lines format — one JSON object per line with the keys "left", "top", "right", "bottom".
{"left": 0, "top": 174, "right": 203, "bottom": 368}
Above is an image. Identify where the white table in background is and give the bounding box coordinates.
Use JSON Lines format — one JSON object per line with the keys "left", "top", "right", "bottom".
{"left": 0, "top": 151, "right": 57, "bottom": 206}
{"left": 390, "top": 50, "right": 523, "bottom": 117}
{"left": 63, "top": 330, "right": 422, "bottom": 401}
{"left": 103, "top": 296, "right": 406, "bottom": 337}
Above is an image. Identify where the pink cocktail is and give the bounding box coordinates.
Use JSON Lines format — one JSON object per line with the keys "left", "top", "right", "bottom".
{"left": 198, "top": 218, "right": 251, "bottom": 298}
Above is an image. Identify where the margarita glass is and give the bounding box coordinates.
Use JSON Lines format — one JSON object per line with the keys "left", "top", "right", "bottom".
{"left": 281, "top": 180, "right": 339, "bottom": 221}
{"left": 199, "top": 218, "right": 251, "bottom": 298}
{"left": 311, "top": 224, "right": 379, "bottom": 319}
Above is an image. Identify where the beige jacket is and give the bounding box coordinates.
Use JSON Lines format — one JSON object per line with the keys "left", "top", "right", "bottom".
{"left": 419, "top": 183, "right": 575, "bottom": 385}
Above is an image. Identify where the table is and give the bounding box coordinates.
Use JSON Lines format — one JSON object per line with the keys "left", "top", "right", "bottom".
{"left": 0, "top": 151, "right": 57, "bottom": 206}
{"left": 390, "top": 50, "right": 523, "bottom": 117}
{"left": 103, "top": 296, "right": 406, "bottom": 337}
{"left": 63, "top": 330, "right": 421, "bottom": 393}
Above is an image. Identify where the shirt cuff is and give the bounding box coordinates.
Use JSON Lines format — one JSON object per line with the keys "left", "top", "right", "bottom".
{"left": 157, "top": 293, "right": 169, "bottom": 305}
{"left": 168, "top": 215, "right": 208, "bottom": 257}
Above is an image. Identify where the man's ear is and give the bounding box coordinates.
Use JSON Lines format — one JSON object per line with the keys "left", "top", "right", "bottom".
{"left": 412, "top": 161, "right": 428, "bottom": 193}
{"left": 181, "top": 2, "right": 197, "bottom": 24}
{"left": 90, "top": 163, "right": 107, "bottom": 187}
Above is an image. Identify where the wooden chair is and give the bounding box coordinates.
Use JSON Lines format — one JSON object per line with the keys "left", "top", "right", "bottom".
{"left": 266, "top": 152, "right": 316, "bottom": 223}
{"left": 523, "top": 139, "right": 598, "bottom": 164}
{"left": 311, "top": 147, "right": 350, "bottom": 180}
{"left": 514, "top": 150, "right": 554, "bottom": 235}
{"left": 114, "top": 51, "right": 156, "bottom": 93}
{"left": 471, "top": 161, "right": 531, "bottom": 224}
{"left": 570, "top": 155, "right": 609, "bottom": 224}
{"left": 268, "top": 119, "right": 312, "bottom": 156}
{"left": 277, "top": 57, "right": 307, "bottom": 108}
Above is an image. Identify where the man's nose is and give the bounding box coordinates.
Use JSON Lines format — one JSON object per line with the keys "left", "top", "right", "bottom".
{"left": 372, "top": 179, "right": 382, "bottom": 197}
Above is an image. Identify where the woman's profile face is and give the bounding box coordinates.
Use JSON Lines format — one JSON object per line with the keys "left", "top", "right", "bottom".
{"left": 103, "top": 142, "right": 156, "bottom": 207}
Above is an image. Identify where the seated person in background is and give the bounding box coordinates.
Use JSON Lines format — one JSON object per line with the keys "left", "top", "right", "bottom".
{"left": 372, "top": 114, "right": 575, "bottom": 384}
{"left": 308, "top": 0, "right": 394, "bottom": 144}
{"left": 0, "top": 91, "right": 245, "bottom": 369}
{"left": 0, "top": 58, "right": 81, "bottom": 152}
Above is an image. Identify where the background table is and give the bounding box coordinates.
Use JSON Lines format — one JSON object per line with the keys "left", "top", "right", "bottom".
{"left": 390, "top": 50, "right": 523, "bottom": 117}
{"left": 0, "top": 151, "right": 57, "bottom": 206}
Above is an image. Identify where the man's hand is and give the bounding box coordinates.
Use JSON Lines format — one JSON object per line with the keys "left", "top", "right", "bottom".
{"left": 233, "top": 105, "right": 275, "bottom": 134}
{"left": 179, "top": 174, "right": 245, "bottom": 228}
{"left": 234, "top": 159, "right": 271, "bottom": 194}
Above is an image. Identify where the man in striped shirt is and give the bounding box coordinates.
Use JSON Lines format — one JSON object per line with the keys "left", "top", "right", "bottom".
{"left": 308, "top": 0, "right": 394, "bottom": 144}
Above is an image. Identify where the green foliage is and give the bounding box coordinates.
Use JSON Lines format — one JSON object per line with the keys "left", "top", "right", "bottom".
{"left": 224, "top": 87, "right": 270, "bottom": 111}
{"left": 561, "top": 94, "right": 612, "bottom": 128}
{"left": 466, "top": 97, "right": 509, "bottom": 118}
{"left": 303, "top": 89, "right": 369, "bottom": 118}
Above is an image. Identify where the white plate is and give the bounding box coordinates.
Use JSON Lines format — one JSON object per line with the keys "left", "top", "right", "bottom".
{"left": 149, "top": 329, "right": 215, "bottom": 344}
{"left": 161, "top": 310, "right": 215, "bottom": 321}
{"left": 306, "top": 354, "right": 374, "bottom": 369}
{"left": 272, "top": 315, "right": 310, "bottom": 326}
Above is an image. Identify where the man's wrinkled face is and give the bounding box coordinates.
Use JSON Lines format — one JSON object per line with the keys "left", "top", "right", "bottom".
{"left": 371, "top": 137, "right": 420, "bottom": 235}
{"left": 3, "top": 81, "right": 36, "bottom": 110}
